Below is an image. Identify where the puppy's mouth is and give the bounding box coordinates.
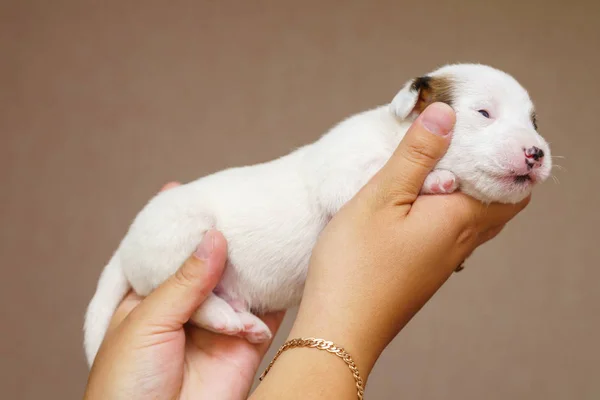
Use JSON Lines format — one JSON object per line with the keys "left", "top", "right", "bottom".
{"left": 478, "top": 168, "right": 541, "bottom": 188}
{"left": 490, "top": 171, "right": 537, "bottom": 188}
{"left": 514, "top": 174, "right": 532, "bottom": 184}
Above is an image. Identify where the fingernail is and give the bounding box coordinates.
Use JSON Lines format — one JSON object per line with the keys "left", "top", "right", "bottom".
{"left": 421, "top": 103, "right": 455, "bottom": 136}
{"left": 194, "top": 230, "right": 215, "bottom": 260}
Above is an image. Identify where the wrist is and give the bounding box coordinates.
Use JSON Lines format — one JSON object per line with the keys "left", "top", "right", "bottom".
{"left": 288, "top": 298, "right": 386, "bottom": 379}
{"left": 252, "top": 343, "right": 359, "bottom": 400}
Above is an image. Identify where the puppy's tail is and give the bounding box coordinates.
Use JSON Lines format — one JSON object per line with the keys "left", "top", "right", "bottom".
{"left": 83, "top": 251, "right": 130, "bottom": 368}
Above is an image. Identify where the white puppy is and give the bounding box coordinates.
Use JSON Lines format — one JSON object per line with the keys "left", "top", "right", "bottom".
{"left": 84, "top": 63, "right": 551, "bottom": 366}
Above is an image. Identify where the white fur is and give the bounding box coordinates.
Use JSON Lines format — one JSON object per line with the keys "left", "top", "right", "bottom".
{"left": 84, "top": 64, "right": 551, "bottom": 366}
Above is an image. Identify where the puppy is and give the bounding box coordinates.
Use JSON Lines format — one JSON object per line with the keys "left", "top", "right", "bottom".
{"left": 84, "top": 63, "right": 552, "bottom": 366}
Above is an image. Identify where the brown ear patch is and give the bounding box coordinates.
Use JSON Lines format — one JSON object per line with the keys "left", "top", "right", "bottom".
{"left": 531, "top": 110, "right": 538, "bottom": 130}
{"left": 410, "top": 75, "right": 455, "bottom": 114}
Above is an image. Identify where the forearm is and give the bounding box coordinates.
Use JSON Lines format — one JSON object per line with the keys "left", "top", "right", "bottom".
{"left": 251, "top": 255, "right": 458, "bottom": 399}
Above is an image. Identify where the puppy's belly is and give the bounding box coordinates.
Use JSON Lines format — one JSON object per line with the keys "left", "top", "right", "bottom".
{"left": 122, "top": 214, "right": 323, "bottom": 312}
{"left": 119, "top": 171, "right": 328, "bottom": 312}
{"left": 214, "top": 213, "right": 328, "bottom": 313}
{"left": 217, "top": 242, "right": 315, "bottom": 313}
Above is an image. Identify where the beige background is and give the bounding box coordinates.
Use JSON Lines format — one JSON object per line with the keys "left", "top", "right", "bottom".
{"left": 1, "top": 1, "right": 599, "bottom": 399}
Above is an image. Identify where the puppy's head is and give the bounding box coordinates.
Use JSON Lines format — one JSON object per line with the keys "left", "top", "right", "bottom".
{"left": 390, "top": 63, "right": 552, "bottom": 204}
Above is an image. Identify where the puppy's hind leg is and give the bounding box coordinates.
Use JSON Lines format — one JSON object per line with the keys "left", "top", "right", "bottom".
{"left": 236, "top": 311, "right": 273, "bottom": 343}
{"left": 225, "top": 298, "right": 273, "bottom": 344}
{"left": 190, "top": 293, "right": 244, "bottom": 335}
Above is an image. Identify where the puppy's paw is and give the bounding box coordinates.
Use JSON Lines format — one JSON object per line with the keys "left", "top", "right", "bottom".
{"left": 191, "top": 293, "right": 244, "bottom": 335}
{"left": 210, "top": 314, "right": 245, "bottom": 335}
{"left": 236, "top": 312, "right": 273, "bottom": 343}
{"left": 421, "top": 170, "right": 458, "bottom": 195}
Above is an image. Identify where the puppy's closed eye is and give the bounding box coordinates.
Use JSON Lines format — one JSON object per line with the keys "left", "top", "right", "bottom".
{"left": 531, "top": 111, "right": 538, "bottom": 130}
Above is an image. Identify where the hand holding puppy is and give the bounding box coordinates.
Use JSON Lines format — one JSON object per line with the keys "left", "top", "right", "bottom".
{"left": 252, "top": 103, "right": 529, "bottom": 399}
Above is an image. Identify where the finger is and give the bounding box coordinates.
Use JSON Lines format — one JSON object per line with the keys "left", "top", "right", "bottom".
{"left": 131, "top": 229, "right": 228, "bottom": 331}
{"left": 477, "top": 224, "right": 506, "bottom": 246}
{"left": 461, "top": 194, "right": 531, "bottom": 232}
{"left": 106, "top": 291, "right": 143, "bottom": 336}
{"left": 418, "top": 192, "right": 530, "bottom": 233}
{"left": 368, "top": 102, "right": 455, "bottom": 207}
{"left": 410, "top": 193, "right": 530, "bottom": 257}
{"left": 454, "top": 224, "right": 506, "bottom": 273}
{"left": 160, "top": 181, "right": 181, "bottom": 192}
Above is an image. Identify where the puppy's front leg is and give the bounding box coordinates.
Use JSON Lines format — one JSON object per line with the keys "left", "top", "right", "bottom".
{"left": 420, "top": 169, "right": 459, "bottom": 195}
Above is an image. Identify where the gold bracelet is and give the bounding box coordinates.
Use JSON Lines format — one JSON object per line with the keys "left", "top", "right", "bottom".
{"left": 259, "top": 337, "right": 365, "bottom": 400}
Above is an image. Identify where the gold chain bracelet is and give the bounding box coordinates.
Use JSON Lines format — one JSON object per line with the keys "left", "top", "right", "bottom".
{"left": 259, "top": 337, "right": 365, "bottom": 400}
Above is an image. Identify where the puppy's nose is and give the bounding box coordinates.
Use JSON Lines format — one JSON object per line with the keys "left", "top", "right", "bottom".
{"left": 525, "top": 146, "right": 544, "bottom": 161}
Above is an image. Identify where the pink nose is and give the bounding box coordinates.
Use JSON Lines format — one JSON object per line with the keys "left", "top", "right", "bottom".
{"left": 525, "top": 146, "right": 544, "bottom": 170}
{"left": 525, "top": 146, "right": 544, "bottom": 161}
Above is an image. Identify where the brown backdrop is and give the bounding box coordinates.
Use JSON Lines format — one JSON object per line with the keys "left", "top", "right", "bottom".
{"left": 1, "top": 1, "right": 599, "bottom": 399}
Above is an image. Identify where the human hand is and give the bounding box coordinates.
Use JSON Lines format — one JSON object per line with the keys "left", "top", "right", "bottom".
{"left": 84, "top": 182, "right": 286, "bottom": 400}
{"left": 288, "top": 102, "right": 530, "bottom": 377}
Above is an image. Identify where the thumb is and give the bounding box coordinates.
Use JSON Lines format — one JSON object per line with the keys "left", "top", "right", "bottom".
{"left": 369, "top": 102, "right": 455, "bottom": 207}
{"left": 132, "top": 229, "right": 228, "bottom": 330}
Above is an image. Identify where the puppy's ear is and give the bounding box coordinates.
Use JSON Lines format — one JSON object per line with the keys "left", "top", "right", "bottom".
{"left": 390, "top": 76, "right": 454, "bottom": 120}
